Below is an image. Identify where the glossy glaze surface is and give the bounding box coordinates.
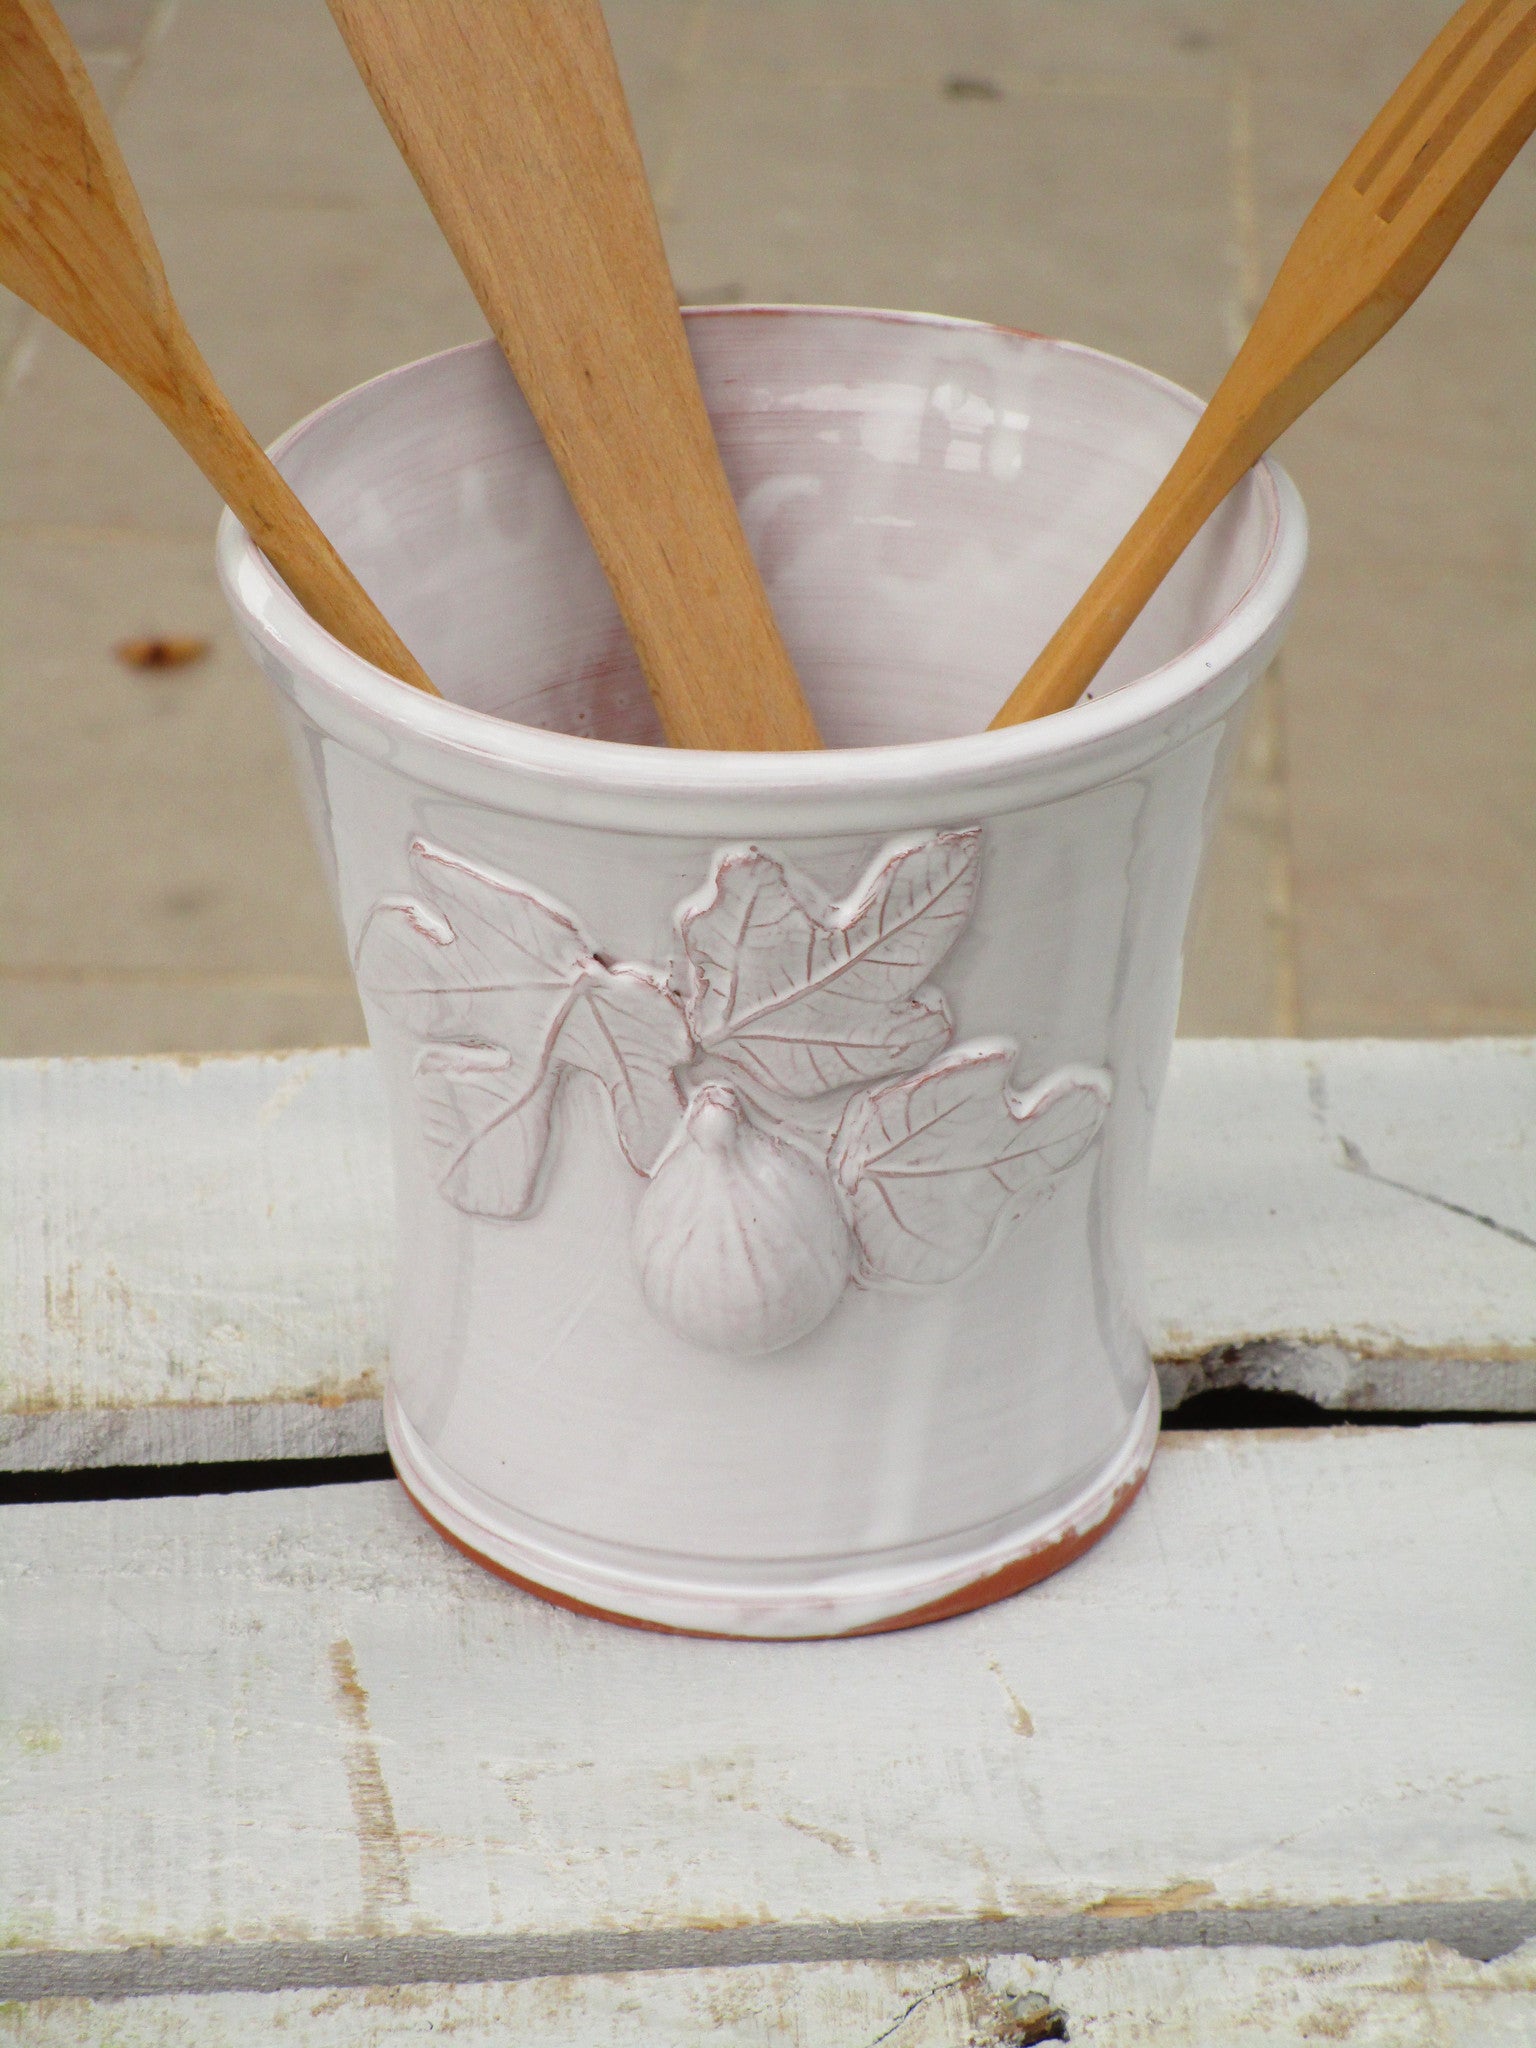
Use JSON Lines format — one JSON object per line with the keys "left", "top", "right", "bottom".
{"left": 218, "top": 308, "right": 1306, "bottom": 1636}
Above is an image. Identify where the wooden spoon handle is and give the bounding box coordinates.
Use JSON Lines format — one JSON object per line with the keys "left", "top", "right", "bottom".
{"left": 326, "top": 0, "right": 822, "bottom": 752}
{"left": 155, "top": 327, "right": 437, "bottom": 694}
{"left": 0, "top": 0, "right": 437, "bottom": 696}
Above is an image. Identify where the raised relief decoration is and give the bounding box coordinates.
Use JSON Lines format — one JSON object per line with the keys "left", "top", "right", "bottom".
{"left": 356, "top": 832, "right": 1111, "bottom": 1354}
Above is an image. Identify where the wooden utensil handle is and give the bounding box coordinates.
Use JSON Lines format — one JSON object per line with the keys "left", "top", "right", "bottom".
{"left": 155, "top": 329, "right": 438, "bottom": 696}
{"left": 990, "top": 0, "right": 1536, "bottom": 734}
{"left": 987, "top": 388, "right": 1271, "bottom": 729}
{"left": 326, "top": 0, "right": 820, "bottom": 751}
{"left": 988, "top": 273, "right": 1393, "bottom": 733}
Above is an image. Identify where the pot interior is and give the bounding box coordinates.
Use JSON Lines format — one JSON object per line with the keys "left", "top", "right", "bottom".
{"left": 274, "top": 309, "right": 1277, "bottom": 749}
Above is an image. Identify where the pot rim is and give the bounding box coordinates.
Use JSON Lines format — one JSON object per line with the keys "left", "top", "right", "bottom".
{"left": 216, "top": 304, "right": 1308, "bottom": 804}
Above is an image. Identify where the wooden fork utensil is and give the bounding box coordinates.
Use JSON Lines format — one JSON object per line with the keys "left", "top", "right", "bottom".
{"left": 991, "top": 0, "right": 1536, "bottom": 728}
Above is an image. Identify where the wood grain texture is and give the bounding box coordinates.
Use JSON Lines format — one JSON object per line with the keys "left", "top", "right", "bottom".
{"left": 5, "top": 1943, "right": 1535, "bottom": 2042}
{"left": 2, "top": 1427, "right": 1532, "bottom": 1996}
{"left": 0, "top": 0, "right": 436, "bottom": 694}
{"left": 3, "top": 1041, "right": 1530, "bottom": 1471}
{"left": 323, "top": 0, "right": 819, "bottom": 751}
{"left": 990, "top": 0, "right": 1536, "bottom": 727}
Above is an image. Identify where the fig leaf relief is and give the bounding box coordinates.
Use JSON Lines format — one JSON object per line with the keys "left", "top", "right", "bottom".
{"left": 356, "top": 840, "right": 688, "bottom": 1215}
{"left": 355, "top": 832, "right": 1112, "bottom": 1350}
{"left": 678, "top": 830, "right": 978, "bottom": 1098}
{"left": 832, "top": 1049, "right": 1112, "bottom": 1287}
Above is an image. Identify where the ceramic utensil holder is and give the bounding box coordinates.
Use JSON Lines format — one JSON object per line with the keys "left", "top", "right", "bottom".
{"left": 219, "top": 308, "right": 1306, "bottom": 1638}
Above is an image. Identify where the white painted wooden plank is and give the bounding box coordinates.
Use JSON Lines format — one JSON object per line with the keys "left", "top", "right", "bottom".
{"left": 3, "top": 1427, "right": 1531, "bottom": 1997}
{"left": 5, "top": 1944, "right": 1535, "bottom": 2045}
{"left": 4, "top": 1042, "right": 1531, "bottom": 1471}
{"left": 1150, "top": 1039, "right": 1536, "bottom": 1408}
{"left": 0, "top": 1052, "right": 393, "bottom": 1470}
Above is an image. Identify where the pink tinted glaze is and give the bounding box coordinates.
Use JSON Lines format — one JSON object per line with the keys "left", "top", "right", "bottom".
{"left": 221, "top": 310, "right": 1302, "bottom": 824}
{"left": 216, "top": 308, "right": 1305, "bottom": 1637}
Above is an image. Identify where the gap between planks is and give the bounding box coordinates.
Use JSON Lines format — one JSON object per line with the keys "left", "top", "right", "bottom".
{"left": 6, "top": 1944, "right": 1536, "bottom": 2045}
{"left": 7, "top": 1351, "right": 1536, "bottom": 1480}
{"left": 5, "top": 1908, "right": 1536, "bottom": 2003}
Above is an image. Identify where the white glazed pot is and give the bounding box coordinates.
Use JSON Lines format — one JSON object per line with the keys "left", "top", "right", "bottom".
{"left": 219, "top": 308, "right": 1306, "bottom": 1638}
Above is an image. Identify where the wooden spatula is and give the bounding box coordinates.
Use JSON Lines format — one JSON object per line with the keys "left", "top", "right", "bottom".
{"left": 991, "top": 0, "right": 1536, "bottom": 730}
{"left": 326, "top": 0, "right": 823, "bottom": 753}
{"left": 0, "top": 0, "right": 437, "bottom": 695}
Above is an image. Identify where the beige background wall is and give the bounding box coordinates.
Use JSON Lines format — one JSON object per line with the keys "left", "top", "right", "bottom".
{"left": 3, "top": 0, "right": 1531, "bottom": 1053}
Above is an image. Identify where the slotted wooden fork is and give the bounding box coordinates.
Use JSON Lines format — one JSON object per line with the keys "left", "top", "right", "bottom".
{"left": 991, "top": 0, "right": 1536, "bottom": 729}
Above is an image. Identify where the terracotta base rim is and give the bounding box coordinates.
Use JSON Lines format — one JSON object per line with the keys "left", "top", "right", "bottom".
{"left": 397, "top": 1456, "right": 1152, "bottom": 1639}
{"left": 386, "top": 1379, "right": 1159, "bottom": 1640}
